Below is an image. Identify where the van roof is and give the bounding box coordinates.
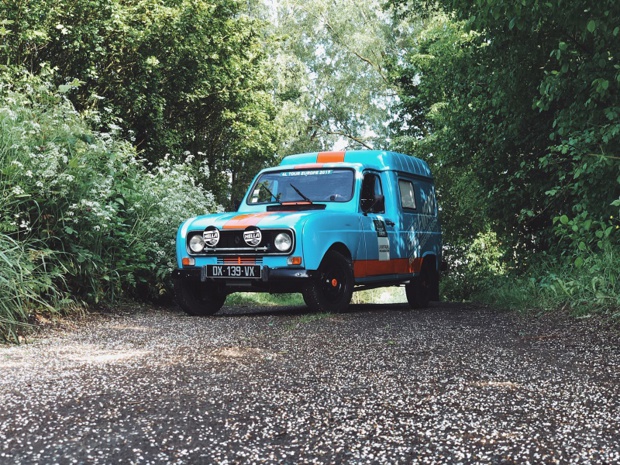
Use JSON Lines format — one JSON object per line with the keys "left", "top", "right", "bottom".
{"left": 279, "top": 150, "right": 433, "bottom": 179}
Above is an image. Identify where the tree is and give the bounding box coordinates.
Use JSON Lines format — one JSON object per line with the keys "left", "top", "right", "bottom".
{"left": 387, "top": 0, "right": 620, "bottom": 259}
{"left": 265, "top": 0, "right": 404, "bottom": 152}
{"left": 0, "top": 0, "right": 279, "bottom": 206}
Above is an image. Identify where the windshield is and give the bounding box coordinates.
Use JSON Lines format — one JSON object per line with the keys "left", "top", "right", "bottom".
{"left": 247, "top": 169, "right": 355, "bottom": 204}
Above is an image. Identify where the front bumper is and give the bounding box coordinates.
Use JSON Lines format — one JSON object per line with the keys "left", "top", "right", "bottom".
{"left": 172, "top": 266, "right": 311, "bottom": 292}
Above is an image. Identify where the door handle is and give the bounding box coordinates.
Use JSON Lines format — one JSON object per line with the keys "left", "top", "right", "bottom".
{"left": 385, "top": 219, "right": 395, "bottom": 227}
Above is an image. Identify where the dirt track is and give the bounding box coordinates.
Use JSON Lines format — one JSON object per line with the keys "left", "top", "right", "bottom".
{"left": 1, "top": 302, "right": 619, "bottom": 464}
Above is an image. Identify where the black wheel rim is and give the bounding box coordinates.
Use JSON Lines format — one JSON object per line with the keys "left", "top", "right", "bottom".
{"left": 319, "top": 261, "right": 347, "bottom": 303}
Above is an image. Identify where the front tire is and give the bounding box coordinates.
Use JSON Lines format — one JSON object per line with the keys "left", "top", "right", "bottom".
{"left": 174, "top": 279, "right": 226, "bottom": 316}
{"left": 302, "top": 250, "right": 354, "bottom": 313}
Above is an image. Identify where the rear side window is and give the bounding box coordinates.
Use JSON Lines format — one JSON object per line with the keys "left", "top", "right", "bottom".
{"left": 399, "top": 179, "right": 416, "bottom": 210}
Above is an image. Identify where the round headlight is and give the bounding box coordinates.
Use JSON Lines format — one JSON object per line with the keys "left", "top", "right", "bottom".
{"left": 274, "top": 232, "right": 292, "bottom": 252}
{"left": 189, "top": 234, "right": 205, "bottom": 253}
{"left": 203, "top": 227, "right": 220, "bottom": 247}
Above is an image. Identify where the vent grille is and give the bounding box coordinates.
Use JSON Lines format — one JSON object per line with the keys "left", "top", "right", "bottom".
{"left": 218, "top": 257, "right": 263, "bottom": 265}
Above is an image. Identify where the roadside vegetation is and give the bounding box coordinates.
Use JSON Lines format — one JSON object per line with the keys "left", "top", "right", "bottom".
{"left": 387, "top": 0, "right": 619, "bottom": 317}
{"left": 1, "top": 0, "right": 618, "bottom": 341}
{"left": 0, "top": 70, "right": 220, "bottom": 340}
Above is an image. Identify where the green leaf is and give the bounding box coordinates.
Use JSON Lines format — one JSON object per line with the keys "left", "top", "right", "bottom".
{"left": 509, "top": 17, "right": 516, "bottom": 30}
{"left": 587, "top": 20, "right": 596, "bottom": 33}
{"left": 560, "top": 215, "right": 569, "bottom": 225}
{"left": 574, "top": 256, "right": 584, "bottom": 268}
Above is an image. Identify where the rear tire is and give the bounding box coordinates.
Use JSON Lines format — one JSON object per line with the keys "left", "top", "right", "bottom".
{"left": 174, "top": 278, "right": 226, "bottom": 316}
{"left": 302, "top": 250, "right": 354, "bottom": 313}
{"left": 406, "top": 264, "right": 431, "bottom": 309}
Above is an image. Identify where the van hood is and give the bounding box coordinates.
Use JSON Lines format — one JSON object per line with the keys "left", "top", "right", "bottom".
{"left": 185, "top": 210, "right": 330, "bottom": 231}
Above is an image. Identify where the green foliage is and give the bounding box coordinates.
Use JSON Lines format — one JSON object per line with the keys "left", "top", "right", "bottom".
{"left": 351, "top": 287, "right": 407, "bottom": 305}
{"left": 266, "top": 0, "right": 403, "bottom": 152}
{"left": 0, "top": 0, "right": 279, "bottom": 207}
{"left": 472, "top": 244, "right": 620, "bottom": 317}
{"left": 0, "top": 70, "right": 219, "bottom": 335}
{"left": 553, "top": 212, "right": 619, "bottom": 266}
{"left": 387, "top": 0, "right": 620, "bottom": 311}
{"left": 0, "top": 235, "right": 67, "bottom": 343}
{"left": 440, "top": 229, "right": 507, "bottom": 302}
{"left": 226, "top": 293, "right": 304, "bottom": 307}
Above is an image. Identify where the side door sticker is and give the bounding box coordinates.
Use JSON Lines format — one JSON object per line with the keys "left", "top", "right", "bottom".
{"left": 373, "top": 219, "right": 390, "bottom": 261}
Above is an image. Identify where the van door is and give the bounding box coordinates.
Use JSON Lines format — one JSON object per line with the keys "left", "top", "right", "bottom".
{"left": 357, "top": 171, "right": 403, "bottom": 280}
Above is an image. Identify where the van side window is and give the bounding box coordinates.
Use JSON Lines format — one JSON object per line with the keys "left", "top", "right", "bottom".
{"left": 361, "top": 173, "right": 384, "bottom": 213}
{"left": 399, "top": 179, "right": 416, "bottom": 210}
{"left": 419, "top": 182, "right": 438, "bottom": 215}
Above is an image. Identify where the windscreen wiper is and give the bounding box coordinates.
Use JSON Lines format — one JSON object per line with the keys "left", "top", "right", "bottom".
{"left": 260, "top": 183, "right": 281, "bottom": 203}
{"left": 289, "top": 183, "right": 312, "bottom": 203}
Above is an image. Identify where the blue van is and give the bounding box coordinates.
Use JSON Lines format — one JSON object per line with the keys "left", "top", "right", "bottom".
{"left": 173, "top": 150, "right": 443, "bottom": 314}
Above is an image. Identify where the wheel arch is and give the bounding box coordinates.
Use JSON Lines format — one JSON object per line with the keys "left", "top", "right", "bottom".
{"left": 420, "top": 253, "right": 438, "bottom": 272}
{"left": 327, "top": 242, "right": 352, "bottom": 262}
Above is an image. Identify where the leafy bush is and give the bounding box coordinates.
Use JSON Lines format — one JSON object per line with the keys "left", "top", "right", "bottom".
{"left": 471, "top": 242, "right": 619, "bottom": 317}
{"left": 440, "top": 229, "right": 507, "bottom": 302}
{"left": 440, "top": 218, "right": 619, "bottom": 317}
{"left": 0, "top": 69, "right": 220, "bottom": 339}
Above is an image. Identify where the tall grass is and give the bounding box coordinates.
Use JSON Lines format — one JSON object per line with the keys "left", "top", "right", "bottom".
{"left": 440, "top": 222, "right": 619, "bottom": 317}
{"left": 446, "top": 243, "right": 620, "bottom": 317}
{"left": 0, "top": 235, "right": 66, "bottom": 342}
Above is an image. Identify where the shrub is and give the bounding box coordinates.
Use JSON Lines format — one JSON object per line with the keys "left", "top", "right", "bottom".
{"left": 441, "top": 220, "right": 619, "bottom": 317}
{"left": 471, "top": 243, "right": 619, "bottom": 316}
{"left": 0, "top": 68, "right": 220, "bottom": 338}
{"left": 440, "top": 229, "right": 507, "bottom": 302}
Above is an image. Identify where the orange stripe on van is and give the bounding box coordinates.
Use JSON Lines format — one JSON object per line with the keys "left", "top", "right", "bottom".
{"left": 353, "top": 258, "right": 424, "bottom": 278}
{"left": 317, "top": 151, "right": 345, "bottom": 163}
{"left": 222, "top": 212, "right": 273, "bottom": 230}
{"left": 294, "top": 163, "right": 324, "bottom": 169}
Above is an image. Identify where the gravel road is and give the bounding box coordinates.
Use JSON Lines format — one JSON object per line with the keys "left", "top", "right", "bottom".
{"left": 1, "top": 302, "right": 619, "bottom": 464}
